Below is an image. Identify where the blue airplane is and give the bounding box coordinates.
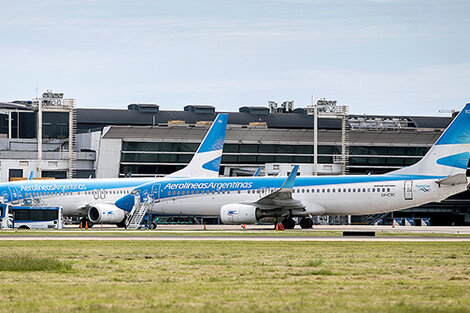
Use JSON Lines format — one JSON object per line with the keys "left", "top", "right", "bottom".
{"left": 0, "top": 113, "right": 228, "bottom": 227}
{"left": 115, "top": 104, "right": 470, "bottom": 229}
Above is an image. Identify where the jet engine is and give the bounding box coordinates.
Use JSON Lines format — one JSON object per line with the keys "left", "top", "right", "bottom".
{"left": 88, "top": 204, "right": 126, "bottom": 224}
{"left": 220, "top": 204, "right": 262, "bottom": 224}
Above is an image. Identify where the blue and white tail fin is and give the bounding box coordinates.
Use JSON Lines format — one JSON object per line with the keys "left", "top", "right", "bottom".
{"left": 166, "top": 113, "right": 228, "bottom": 178}
{"left": 391, "top": 104, "right": 470, "bottom": 177}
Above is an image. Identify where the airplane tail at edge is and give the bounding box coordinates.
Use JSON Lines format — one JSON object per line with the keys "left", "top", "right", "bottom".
{"left": 390, "top": 103, "right": 470, "bottom": 177}
{"left": 166, "top": 113, "right": 228, "bottom": 178}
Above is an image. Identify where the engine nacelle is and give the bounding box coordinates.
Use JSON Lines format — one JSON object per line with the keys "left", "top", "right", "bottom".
{"left": 88, "top": 204, "right": 126, "bottom": 224}
{"left": 220, "top": 204, "right": 261, "bottom": 224}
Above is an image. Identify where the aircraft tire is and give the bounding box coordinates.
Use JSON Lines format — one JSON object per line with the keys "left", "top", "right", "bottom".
{"left": 299, "top": 218, "right": 313, "bottom": 229}
{"left": 151, "top": 222, "right": 157, "bottom": 229}
{"left": 282, "top": 218, "right": 296, "bottom": 229}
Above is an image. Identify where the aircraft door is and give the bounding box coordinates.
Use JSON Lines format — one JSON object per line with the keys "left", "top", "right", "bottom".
{"left": 8, "top": 186, "right": 20, "bottom": 204}
{"left": 151, "top": 184, "right": 161, "bottom": 202}
{"left": 404, "top": 180, "right": 413, "bottom": 200}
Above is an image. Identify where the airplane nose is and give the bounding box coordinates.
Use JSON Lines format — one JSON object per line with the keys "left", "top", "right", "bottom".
{"left": 115, "top": 194, "right": 134, "bottom": 212}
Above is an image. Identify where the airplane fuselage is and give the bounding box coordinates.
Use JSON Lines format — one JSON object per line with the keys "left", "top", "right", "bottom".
{"left": 130, "top": 174, "right": 468, "bottom": 216}
{"left": 0, "top": 178, "right": 155, "bottom": 216}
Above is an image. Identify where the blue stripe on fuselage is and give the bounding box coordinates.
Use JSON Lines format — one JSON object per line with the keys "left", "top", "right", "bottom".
{"left": 0, "top": 178, "right": 153, "bottom": 202}
{"left": 148, "top": 174, "right": 443, "bottom": 200}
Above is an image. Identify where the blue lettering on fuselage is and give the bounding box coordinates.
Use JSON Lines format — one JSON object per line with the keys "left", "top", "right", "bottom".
{"left": 0, "top": 178, "right": 153, "bottom": 206}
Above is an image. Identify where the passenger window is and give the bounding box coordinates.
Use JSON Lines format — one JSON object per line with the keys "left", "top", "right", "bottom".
{"left": 302, "top": 189, "right": 305, "bottom": 193}
{"left": 367, "top": 188, "right": 370, "bottom": 192}
{"left": 387, "top": 188, "right": 390, "bottom": 192}
{"left": 338, "top": 189, "right": 341, "bottom": 193}
{"left": 322, "top": 189, "right": 325, "bottom": 193}
{"left": 332, "top": 189, "right": 335, "bottom": 193}
{"left": 348, "top": 189, "right": 351, "bottom": 193}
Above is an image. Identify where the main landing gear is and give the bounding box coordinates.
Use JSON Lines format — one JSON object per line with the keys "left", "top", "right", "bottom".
{"left": 280, "top": 218, "right": 313, "bottom": 229}
{"left": 281, "top": 218, "right": 296, "bottom": 230}
{"left": 299, "top": 218, "right": 313, "bottom": 229}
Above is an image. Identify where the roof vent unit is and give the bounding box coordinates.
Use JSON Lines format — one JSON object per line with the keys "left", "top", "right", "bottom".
{"left": 184, "top": 105, "right": 215, "bottom": 114}
{"left": 239, "top": 106, "right": 269, "bottom": 115}
{"left": 128, "top": 103, "right": 160, "bottom": 113}
{"left": 268, "top": 101, "right": 294, "bottom": 113}
{"left": 293, "top": 108, "right": 307, "bottom": 115}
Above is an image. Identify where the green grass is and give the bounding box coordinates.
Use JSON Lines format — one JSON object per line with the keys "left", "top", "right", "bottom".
{"left": 0, "top": 254, "right": 71, "bottom": 272}
{"left": 0, "top": 241, "right": 469, "bottom": 312}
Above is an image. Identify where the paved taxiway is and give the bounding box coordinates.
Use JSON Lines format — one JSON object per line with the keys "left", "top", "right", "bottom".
{"left": 3, "top": 225, "right": 470, "bottom": 241}
{"left": 64, "top": 224, "right": 470, "bottom": 234}
{"left": 1, "top": 235, "right": 469, "bottom": 241}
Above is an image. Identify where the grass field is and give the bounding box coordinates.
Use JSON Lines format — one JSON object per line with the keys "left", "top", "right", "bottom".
{"left": 0, "top": 241, "right": 469, "bottom": 313}
{"left": 0, "top": 228, "right": 469, "bottom": 237}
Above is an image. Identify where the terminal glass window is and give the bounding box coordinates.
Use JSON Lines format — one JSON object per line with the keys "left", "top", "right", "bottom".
{"left": 239, "top": 144, "right": 258, "bottom": 153}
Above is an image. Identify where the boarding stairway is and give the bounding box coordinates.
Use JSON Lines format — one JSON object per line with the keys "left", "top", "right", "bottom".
{"left": 126, "top": 193, "right": 153, "bottom": 229}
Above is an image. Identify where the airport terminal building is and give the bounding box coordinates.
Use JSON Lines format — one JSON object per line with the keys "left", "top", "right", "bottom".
{"left": 0, "top": 97, "right": 468, "bottom": 225}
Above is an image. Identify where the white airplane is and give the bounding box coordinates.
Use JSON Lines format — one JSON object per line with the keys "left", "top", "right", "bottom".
{"left": 0, "top": 114, "right": 228, "bottom": 227}
{"left": 115, "top": 104, "right": 470, "bottom": 229}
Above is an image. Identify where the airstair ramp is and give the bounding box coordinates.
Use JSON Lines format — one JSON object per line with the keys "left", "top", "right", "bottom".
{"left": 126, "top": 193, "right": 152, "bottom": 229}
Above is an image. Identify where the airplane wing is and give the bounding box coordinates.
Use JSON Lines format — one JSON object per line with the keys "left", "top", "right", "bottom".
{"left": 252, "top": 165, "right": 305, "bottom": 210}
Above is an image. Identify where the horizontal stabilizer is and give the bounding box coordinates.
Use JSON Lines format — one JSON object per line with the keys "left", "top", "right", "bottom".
{"left": 436, "top": 173, "right": 468, "bottom": 186}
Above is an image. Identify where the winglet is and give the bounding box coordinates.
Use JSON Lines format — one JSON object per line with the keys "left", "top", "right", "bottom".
{"left": 281, "top": 165, "right": 299, "bottom": 189}
{"left": 28, "top": 171, "right": 34, "bottom": 180}
{"left": 253, "top": 167, "right": 262, "bottom": 177}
